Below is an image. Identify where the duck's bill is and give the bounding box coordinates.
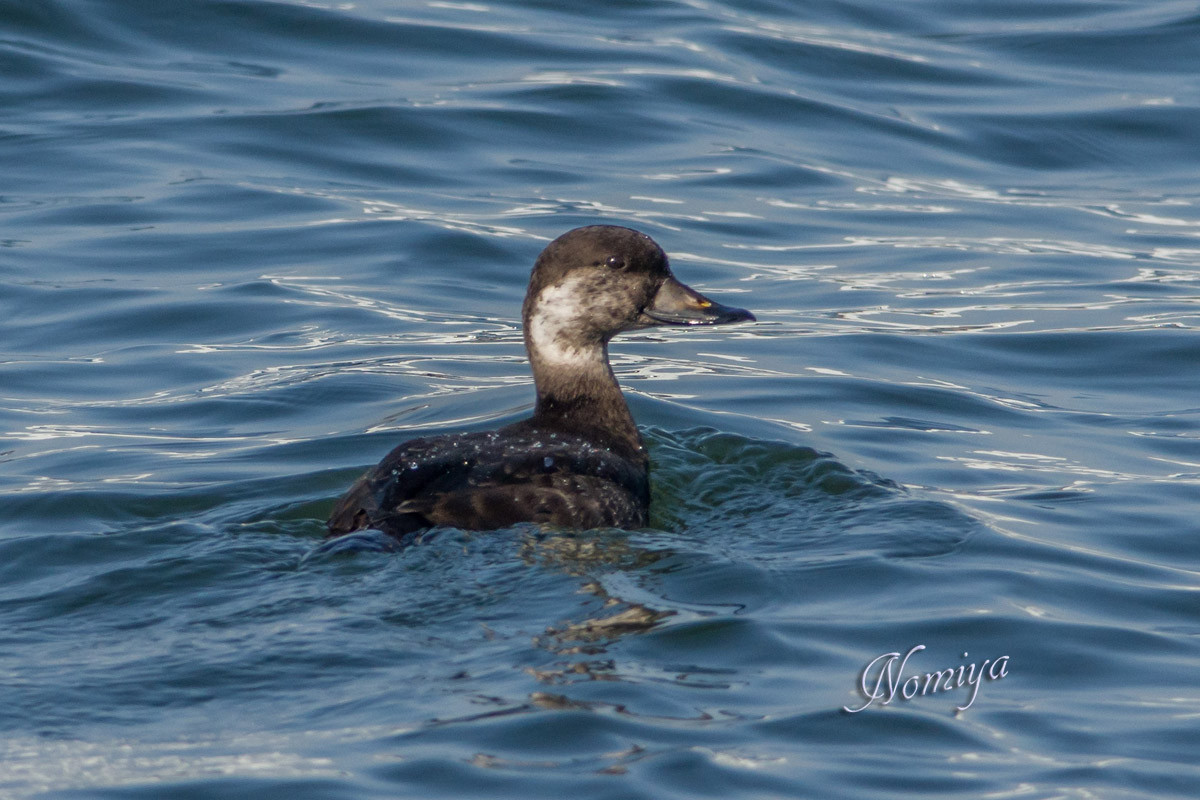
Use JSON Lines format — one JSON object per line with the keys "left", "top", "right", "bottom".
{"left": 640, "top": 275, "right": 755, "bottom": 326}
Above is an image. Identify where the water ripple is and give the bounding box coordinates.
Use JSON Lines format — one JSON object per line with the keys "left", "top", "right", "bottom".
{"left": 4, "top": 0, "right": 1200, "bottom": 798}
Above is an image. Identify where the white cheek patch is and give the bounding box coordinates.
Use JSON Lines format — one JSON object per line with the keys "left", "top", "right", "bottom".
{"left": 528, "top": 277, "right": 606, "bottom": 367}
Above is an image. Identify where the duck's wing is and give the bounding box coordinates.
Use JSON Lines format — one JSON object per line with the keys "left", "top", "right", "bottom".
{"left": 404, "top": 471, "right": 648, "bottom": 533}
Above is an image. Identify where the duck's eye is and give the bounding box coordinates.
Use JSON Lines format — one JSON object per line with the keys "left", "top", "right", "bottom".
{"left": 604, "top": 255, "right": 626, "bottom": 270}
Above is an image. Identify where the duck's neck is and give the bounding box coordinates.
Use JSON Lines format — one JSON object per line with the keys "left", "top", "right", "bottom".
{"left": 525, "top": 340, "right": 645, "bottom": 462}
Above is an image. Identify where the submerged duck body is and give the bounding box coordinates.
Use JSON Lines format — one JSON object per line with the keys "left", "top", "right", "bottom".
{"left": 327, "top": 225, "right": 753, "bottom": 541}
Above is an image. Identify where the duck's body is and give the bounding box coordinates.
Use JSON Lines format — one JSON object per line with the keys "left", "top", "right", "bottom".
{"left": 325, "top": 427, "right": 649, "bottom": 538}
{"left": 327, "top": 225, "right": 753, "bottom": 541}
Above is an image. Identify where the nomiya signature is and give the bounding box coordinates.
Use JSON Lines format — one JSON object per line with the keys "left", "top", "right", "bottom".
{"left": 844, "top": 644, "right": 1011, "bottom": 713}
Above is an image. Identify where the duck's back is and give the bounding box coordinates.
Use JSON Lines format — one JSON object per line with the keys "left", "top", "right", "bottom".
{"left": 326, "top": 427, "right": 650, "bottom": 540}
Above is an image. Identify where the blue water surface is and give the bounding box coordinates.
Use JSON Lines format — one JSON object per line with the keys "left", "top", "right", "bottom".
{"left": 3, "top": 1, "right": 1199, "bottom": 798}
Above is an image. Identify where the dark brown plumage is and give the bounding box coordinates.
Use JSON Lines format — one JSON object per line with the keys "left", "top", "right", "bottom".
{"left": 326, "top": 225, "right": 753, "bottom": 542}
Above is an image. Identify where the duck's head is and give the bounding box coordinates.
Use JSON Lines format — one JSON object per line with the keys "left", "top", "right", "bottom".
{"left": 523, "top": 225, "right": 754, "bottom": 366}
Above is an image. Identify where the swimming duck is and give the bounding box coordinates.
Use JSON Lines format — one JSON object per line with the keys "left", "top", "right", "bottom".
{"left": 326, "top": 225, "right": 754, "bottom": 542}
